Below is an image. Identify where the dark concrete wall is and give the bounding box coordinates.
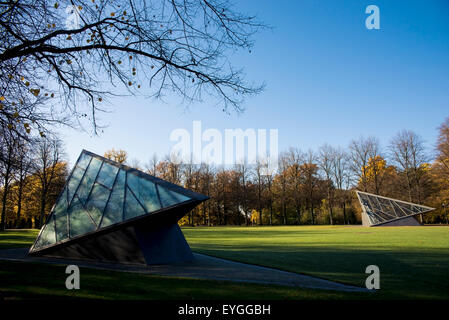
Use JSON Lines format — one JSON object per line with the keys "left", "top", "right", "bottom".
{"left": 134, "top": 223, "right": 193, "bottom": 265}
{"left": 42, "top": 226, "right": 147, "bottom": 265}
{"left": 39, "top": 221, "right": 195, "bottom": 265}
{"left": 35, "top": 205, "right": 197, "bottom": 265}
{"left": 376, "top": 216, "right": 422, "bottom": 227}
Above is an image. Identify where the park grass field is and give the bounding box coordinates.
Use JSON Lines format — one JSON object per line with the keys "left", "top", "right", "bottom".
{"left": 0, "top": 229, "right": 38, "bottom": 250}
{"left": 2, "top": 260, "right": 354, "bottom": 300}
{"left": 1, "top": 226, "right": 448, "bottom": 300}
{"left": 0, "top": 229, "right": 362, "bottom": 300}
{"left": 183, "top": 225, "right": 449, "bottom": 300}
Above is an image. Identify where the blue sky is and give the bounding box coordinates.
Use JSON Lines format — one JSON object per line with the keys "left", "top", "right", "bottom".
{"left": 61, "top": 0, "right": 449, "bottom": 166}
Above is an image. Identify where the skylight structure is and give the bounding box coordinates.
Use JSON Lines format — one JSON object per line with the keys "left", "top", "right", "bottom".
{"left": 355, "top": 191, "right": 434, "bottom": 227}
{"left": 29, "top": 150, "right": 208, "bottom": 265}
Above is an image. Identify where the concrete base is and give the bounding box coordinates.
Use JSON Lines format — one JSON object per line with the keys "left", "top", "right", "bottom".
{"left": 34, "top": 222, "right": 193, "bottom": 265}
{"left": 361, "top": 211, "right": 371, "bottom": 227}
{"left": 2, "top": 248, "right": 369, "bottom": 292}
{"left": 135, "top": 223, "right": 193, "bottom": 265}
{"left": 375, "top": 215, "right": 422, "bottom": 227}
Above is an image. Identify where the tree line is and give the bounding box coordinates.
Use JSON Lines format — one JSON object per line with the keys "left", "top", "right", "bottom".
{"left": 2, "top": 2, "right": 447, "bottom": 229}
{"left": 0, "top": 126, "right": 67, "bottom": 230}
{"left": 1, "top": 118, "right": 449, "bottom": 230}
{"left": 0, "top": 0, "right": 263, "bottom": 135}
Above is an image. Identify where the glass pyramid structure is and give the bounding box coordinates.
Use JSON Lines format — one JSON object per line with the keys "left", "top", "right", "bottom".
{"left": 29, "top": 150, "right": 208, "bottom": 264}
{"left": 355, "top": 191, "right": 434, "bottom": 226}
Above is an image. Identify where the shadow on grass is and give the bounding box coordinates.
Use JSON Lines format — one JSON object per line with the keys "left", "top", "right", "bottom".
{"left": 190, "top": 244, "right": 449, "bottom": 300}
{"left": 0, "top": 261, "right": 368, "bottom": 300}
{"left": 0, "top": 230, "right": 38, "bottom": 250}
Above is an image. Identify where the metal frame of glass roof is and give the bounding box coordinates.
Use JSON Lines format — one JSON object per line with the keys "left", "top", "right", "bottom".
{"left": 355, "top": 190, "right": 434, "bottom": 226}
{"left": 29, "top": 150, "right": 208, "bottom": 255}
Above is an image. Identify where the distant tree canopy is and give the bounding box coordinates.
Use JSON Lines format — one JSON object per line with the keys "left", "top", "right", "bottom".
{"left": 104, "top": 148, "right": 127, "bottom": 164}
{"left": 436, "top": 118, "right": 449, "bottom": 177}
{"left": 0, "top": 0, "right": 264, "bottom": 135}
{"left": 0, "top": 130, "right": 67, "bottom": 230}
{"left": 3, "top": 118, "right": 449, "bottom": 229}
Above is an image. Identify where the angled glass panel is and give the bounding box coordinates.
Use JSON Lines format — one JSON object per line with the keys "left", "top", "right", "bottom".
{"left": 372, "top": 214, "right": 384, "bottom": 224}
{"left": 378, "top": 198, "right": 395, "bottom": 214}
{"left": 398, "top": 203, "right": 415, "bottom": 215}
{"left": 391, "top": 202, "right": 406, "bottom": 217}
{"left": 359, "top": 194, "right": 371, "bottom": 209}
{"left": 100, "top": 169, "right": 126, "bottom": 228}
{"left": 76, "top": 157, "right": 102, "bottom": 205}
{"left": 157, "top": 185, "right": 190, "bottom": 207}
{"left": 367, "top": 215, "right": 377, "bottom": 224}
{"left": 53, "top": 187, "right": 69, "bottom": 242}
{"left": 96, "top": 162, "right": 119, "bottom": 189}
{"left": 77, "top": 153, "right": 92, "bottom": 170}
{"left": 67, "top": 165, "right": 86, "bottom": 203}
{"left": 412, "top": 205, "right": 425, "bottom": 213}
{"left": 85, "top": 183, "right": 111, "bottom": 226}
{"left": 124, "top": 187, "right": 146, "bottom": 220}
{"left": 127, "top": 172, "right": 161, "bottom": 213}
{"left": 69, "top": 197, "right": 96, "bottom": 238}
{"left": 370, "top": 197, "right": 380, "bottom": 211}
{"left": 33, "top": 217, "right": 56, "bottom": 249}
{"left": 31, "top": 150, "right": 209, "bottom": 253}
{"left": 357, "top": 191, "right": 434, "bottom": 225}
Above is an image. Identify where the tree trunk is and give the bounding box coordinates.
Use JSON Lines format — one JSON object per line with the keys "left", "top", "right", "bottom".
{"left": 374, "top": 167, "right": 379, "bottom": 194}
{"left": 258, "top": 182, "right": 262, "bottom": 225}
{"left": 207, "top": 199, "right": 211, "bottom": 226}
{"left": 415, "top": 177, "right": 423, "bottom": 223}
{"left": 223, "top": 203, "right": 227, "bottom": 225}
{"left": 1, "top": 163, "right": 12, "bottom": 231}
{"left": 216, "top": 202, "right": 221, "bottom": 225}
{"left": 202, "top": 202, "right": 206, "bottom": 225}
{"left": 190, "top": 210, "right": 194, "bottom": 226}
{"left": 1, "top": 182, "right": 9, "bottom": 231}
{"left": 327, "top": 187, "right": 334, "bottom": 225}
{"left": 296, "top": 206, "right": 301, "bottom": 224}
{"left": 311, "top": 205, "right": 315, "bottom": 225}
{"left": 39, "top": 194, "right": 47, "bottom": 228}
{"left": 15, "top": 181, "right": 24, "bottom": 228}
{"left": 405, "top": 170, "right": 413, "bottom": 202}
{"left": 283, "top": 202, "right": 287, "bottom": 225}
{"left": 310, "top": 190, "right": 315, "bottom": 225}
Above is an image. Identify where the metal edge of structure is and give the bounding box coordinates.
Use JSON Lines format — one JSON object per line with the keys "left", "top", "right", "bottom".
{"left": 28, "top": 199, "right": 203, "bottom": 256}
{"left": 355, "top": 190, "right": 434, "bottom": 227}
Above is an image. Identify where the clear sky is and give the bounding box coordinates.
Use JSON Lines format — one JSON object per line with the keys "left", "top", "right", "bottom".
{"left": 60, "top": 0, "right": 449, "bottom": 166}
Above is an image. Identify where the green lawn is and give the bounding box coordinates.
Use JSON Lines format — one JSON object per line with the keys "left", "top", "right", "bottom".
{"left": 1, "top": 226, "right": 448, "bottom": 300}
{"left": 0, "top": 229, "right": 362, "bottom": 300}
{"left": 1, "top": 260, "right": 356, "bottom": 300}
{"left": 0, "top": 229, "right": 38, "bottom": 250}
{"left": 183, "top": 225, "right": 449, "bottom": 300}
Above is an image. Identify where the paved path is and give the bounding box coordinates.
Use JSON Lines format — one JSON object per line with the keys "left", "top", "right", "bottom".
{"left": 0, "top": 248, "right": 368, "bottom": 292}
